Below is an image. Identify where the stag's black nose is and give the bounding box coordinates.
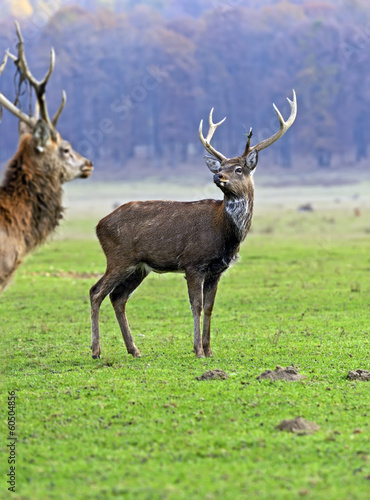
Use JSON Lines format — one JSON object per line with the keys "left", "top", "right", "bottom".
{"left": 213, "top": 173, "right": 226, "bottom": 185}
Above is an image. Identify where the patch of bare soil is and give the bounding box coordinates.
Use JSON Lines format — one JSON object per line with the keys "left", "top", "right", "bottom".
{"left": 257, "top": 365, "right": 306, "bottom": 381}
{"left": 347, "top": 369, "right": 370, "bottom": 381}
{"left": 195, "top": 369, "right": 229, "bottom": 381}
{"left": 275, "top": 416, "right": 320, "bottom": 434}
{"left": 24, "top": 271, "right": 101, "bottom": 279}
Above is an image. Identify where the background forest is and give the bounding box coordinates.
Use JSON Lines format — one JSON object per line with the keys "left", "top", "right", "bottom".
{"left": 0, "top": 0, "right": 369, "bottom": 179}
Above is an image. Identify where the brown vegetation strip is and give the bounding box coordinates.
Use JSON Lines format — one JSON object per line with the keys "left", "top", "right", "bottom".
{"left": 22, "top": 271, "right": 102, "bottom": 279}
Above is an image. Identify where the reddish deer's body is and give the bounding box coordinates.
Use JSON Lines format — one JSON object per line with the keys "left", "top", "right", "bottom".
{"left": 90, "top": 92, "right": 297, "bottom": 358}
{"left": 0, "top": 23, "right": 93, "bottom": 293}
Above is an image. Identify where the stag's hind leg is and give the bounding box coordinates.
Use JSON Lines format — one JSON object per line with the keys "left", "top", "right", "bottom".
{"left": 90, "top": 271, "right": 124, "bottom": 359}
{"left": 109, "top": 268, "right": 148, "bottom": 357}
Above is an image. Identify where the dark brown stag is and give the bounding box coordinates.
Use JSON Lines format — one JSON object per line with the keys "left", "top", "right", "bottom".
{"left": 90, "top": 91, "right": 297, "bottom": 358}
{"left": 0, "top": 23, "right": 93, "bottom": 293}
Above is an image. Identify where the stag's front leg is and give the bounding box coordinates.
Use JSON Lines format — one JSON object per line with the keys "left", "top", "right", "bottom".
{"left": 185, "top": 269, "right": 205, "bottom": 358}
{"left": 202, "top": 274, "right": 221, "bottom": 357}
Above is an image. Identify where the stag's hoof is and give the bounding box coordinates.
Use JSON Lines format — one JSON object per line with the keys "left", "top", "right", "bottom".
{"left": 91, "top": 344, "right": 101, "bottom": 359}
{"left": 129, "top": 349, "right": 141, "bottom": 358}
{"left": 204, "top": 349, "right": 214, "bottom": 357}
{"left": 194, "top": 348, "right": 205, "bottom": 358}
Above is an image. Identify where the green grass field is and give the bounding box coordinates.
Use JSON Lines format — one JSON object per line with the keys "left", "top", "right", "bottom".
{"left": 1, "top": 181, "right": 370, "bottom": 499}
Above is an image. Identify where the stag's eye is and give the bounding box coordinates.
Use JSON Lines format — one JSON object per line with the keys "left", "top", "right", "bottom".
{"left": 235, "top": 167, "right": 243, "bottom": 174}
{"left": 63, "top": 148, "right": 70, "bottom": 154}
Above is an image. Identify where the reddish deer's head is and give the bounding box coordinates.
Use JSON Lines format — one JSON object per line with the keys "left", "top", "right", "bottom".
{"left": 0, "top": 22, "right": 93, "bottom": 183}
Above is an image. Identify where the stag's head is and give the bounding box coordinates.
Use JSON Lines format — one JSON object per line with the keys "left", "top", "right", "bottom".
{"left": 199, "top": 91, "right": 297, "bottom": 197}
{"left": 0, "top": 22, "right": 93, "bottom": 183}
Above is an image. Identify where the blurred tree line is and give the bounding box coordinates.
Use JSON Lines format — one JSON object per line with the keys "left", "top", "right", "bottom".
{"left": 0, "top": 0, "right": 369, "bottom": 177}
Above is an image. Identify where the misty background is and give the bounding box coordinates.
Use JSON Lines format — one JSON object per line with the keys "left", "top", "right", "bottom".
{"left": 0, "top": 0, "right": 369, "bottom": 181}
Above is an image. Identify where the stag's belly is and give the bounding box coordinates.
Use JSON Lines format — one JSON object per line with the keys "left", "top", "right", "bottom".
{"left": 137, "top": 262, "right": 183, "bottom": 275}
{"left": 135, "top": 252, "right": 237, "bottom": 277}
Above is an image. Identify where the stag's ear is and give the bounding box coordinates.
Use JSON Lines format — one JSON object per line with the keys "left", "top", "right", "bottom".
{"left": 245, "top": 149, "right": 258, "bottom": 173}
{"left": 33, "top": 119, "right": 52, "bottom": 153}
{"left": 18, "top": 120, "right": 33, "bottom": 137}
{"left": 204, "top": 155, "right": 221, "bottom": 174}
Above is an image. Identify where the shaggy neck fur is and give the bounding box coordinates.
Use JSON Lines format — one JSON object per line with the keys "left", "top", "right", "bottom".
{"left": 0, "top": 136, "right": 64, "bottom": 252}
{"left": 224, "top": 184, "right": 254, "bottom": 242}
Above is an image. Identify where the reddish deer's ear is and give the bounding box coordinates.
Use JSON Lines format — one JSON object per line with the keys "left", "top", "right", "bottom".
{"left": 33, "top": 119, "right": 51, "bottom": 153}
{"left": 204, "top": 155, "right": 221, "bottom": 174}
{"left": 245, "top": 150, "right": 258, "bottom": 172}
{"left": 18, "top": 121, "right": 33, "bottom": 137}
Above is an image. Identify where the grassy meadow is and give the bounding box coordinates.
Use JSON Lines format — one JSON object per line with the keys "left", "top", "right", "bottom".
{"left": 1, "top": 175, "right": 370, "bottom": 499}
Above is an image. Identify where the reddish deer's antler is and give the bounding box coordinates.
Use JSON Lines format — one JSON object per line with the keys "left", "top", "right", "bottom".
{"left": 199, "top": 108, "right": 227, "bottom": 162}
{"left": 0, "top": 21, "right": 66, "bottom": 130}
{"left": 0, "top": 50, "right": 35, "bottom": 126}
{"left": 0, "top": 53, "right": 8, "bottom": 76}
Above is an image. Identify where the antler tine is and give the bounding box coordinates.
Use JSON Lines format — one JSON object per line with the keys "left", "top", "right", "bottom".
{"left": 14, "top": 21, "right": 55, "bottom": 85}
{"left": 33, "top": 99, "right": 40, "bottom": 120}
{"left": 0, "top": 51, "right": 34, "bottom": 126}
{"left": 0, "top": 53, "right": 8, "bottom": 77}
{"left": 207, "top": 108, "right": 226, "bottom": 141}
{"left": 199, "top": 108, "right": 227, "bottom": 161}
{"left": 52, "top": 90, "right": 66, "bottom": 127}
{"left": 249, "top": 89, "right": 297, "bottom": 153}
{"left": 0, "top": 91, "right": 34, "bottom": 127}
{"left": 241, "top": 127, "right": 253, "bottom": 157}
{"left": 13, "top": 21, "right": 55, "bottom": 128}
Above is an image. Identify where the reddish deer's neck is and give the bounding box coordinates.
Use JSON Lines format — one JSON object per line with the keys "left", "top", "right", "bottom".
{"left": 223, "top": 184, "right": 254, "bottom": 242}
{"left": 1, "top": 150, "right": 64, "bottom": 251}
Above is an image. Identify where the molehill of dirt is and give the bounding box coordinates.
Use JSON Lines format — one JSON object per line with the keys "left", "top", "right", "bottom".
{"left": 195, "top": 369, "right": 229, "bottom": 381}
{"left": 275, "top": 416, "right": 320, "bottom": 434}
{"left": 257, "top": 365, "right": 306, "bottom": 381}
{"left": 347, "top": 369, "right": 370, "bottom": 381}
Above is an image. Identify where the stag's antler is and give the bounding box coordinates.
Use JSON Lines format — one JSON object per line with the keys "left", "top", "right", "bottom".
{"left": 242, "top": 90, "right": 297, "bottom": 156}
{"left": 0, "top": 50, "right": 34, "bottom": 127}
{"left": 0, "top": 21, "right": 66, "bottom": 130}
{"left": 199, "top": 108, "right": 227, "bottom": 162}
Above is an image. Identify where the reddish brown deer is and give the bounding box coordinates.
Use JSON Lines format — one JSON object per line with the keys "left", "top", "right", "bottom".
{"left": 0, "top": 23, "right": 93, "bottom": 293}
{"left": 90, "top": 91, "right": 297, "bottom": 358}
